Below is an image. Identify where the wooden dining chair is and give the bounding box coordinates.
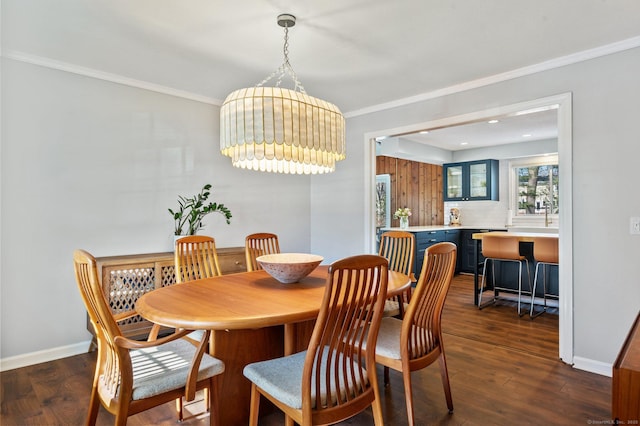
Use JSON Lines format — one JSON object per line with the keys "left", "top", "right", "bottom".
{"left": 175, "top": 235, "right": 222, "bottom": 283}
{"left": 243, "top": 254, "right": 389, "bottom": 426}
{"left": 245, "top": 232, "right": 281, "bottom": 272}
{"left": 73, "top": 249, "right": 225, "bottom": 426}
{"left": 173, "top": 236, "right": 222, "bottom": 344}
{"left": 173, "top": 235, "right": 222, "bottom": 419}
{"left": 369, "top": 242, "right": 457, "bottom": 426}
{"left": 378, "top": 231, "right": 416, "bottom": 318}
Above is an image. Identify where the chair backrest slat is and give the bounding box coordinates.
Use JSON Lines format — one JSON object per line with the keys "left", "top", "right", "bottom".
{"left": 73, "top": 250, "right": 131, "bottom": 404}
{"left": 301, "top": 254, "right": 388, "bottom": 423}
{"left": 378, "top": 231, "right": 415, "bottom": 277}
{"left": 402, "top": 242, "right": 456, "bottom": 359}
{"left": 175, "top": 236, "right": 222, "bottom": 283}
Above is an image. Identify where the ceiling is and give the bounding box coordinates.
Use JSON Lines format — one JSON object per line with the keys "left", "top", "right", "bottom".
{"left": 398, "top": 106, "right": 559, "bottom": 151}
{"left": 5, "top": 1, "right": 640, "bottom": 115}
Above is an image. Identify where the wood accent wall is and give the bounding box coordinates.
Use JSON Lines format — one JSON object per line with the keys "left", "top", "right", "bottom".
{"left": 376, "top": 156, "right": 444, "bottom": 227}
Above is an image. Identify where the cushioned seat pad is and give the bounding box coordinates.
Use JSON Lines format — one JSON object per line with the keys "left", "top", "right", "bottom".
{"left": 126, "top": 338, "right": 224, "bottom": 400}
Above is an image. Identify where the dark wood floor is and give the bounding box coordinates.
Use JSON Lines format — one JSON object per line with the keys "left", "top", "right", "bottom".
{"left": 1, "top": 274, "right": 612, "bottom": 425}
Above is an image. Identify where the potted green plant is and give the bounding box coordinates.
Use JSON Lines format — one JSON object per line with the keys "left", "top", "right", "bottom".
{"left": 169, "top": 184, "right": 232, "bottom": 236}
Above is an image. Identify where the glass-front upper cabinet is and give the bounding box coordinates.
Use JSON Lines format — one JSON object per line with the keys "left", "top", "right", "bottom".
{"left": 469, "top": 162, "right": 488, "bottom": 198}
{"left": 443, "top": 159, "right": 499, "bottom": 201}
{"left": 446, "top": 165, "right": 463, "bottom": 199}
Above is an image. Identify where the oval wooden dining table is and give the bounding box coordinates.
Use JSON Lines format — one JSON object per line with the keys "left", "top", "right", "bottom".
{"left": 135, "top": 264, "right": 411, "bottom": 425}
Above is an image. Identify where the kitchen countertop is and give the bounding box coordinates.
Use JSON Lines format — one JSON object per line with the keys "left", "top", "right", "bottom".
{"left": 382, "top": 225, "right": 507, "bottom": 232}
{"left": 472, "top": 231, "right": 559, "bottom": 240}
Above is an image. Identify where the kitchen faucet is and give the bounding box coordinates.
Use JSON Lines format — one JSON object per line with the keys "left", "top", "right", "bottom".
{"left": 544, "top": 203, "right": 552, "bottom": 227}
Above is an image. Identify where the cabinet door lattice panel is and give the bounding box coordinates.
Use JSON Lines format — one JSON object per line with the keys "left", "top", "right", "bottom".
{"left": 160, "top": 264, "right": 176, "bottom": 287}
{"left": 103, "top": 263, "right": 158, "bottom": 330}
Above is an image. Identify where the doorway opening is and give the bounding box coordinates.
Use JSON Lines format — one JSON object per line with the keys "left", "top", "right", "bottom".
{"left": 363, "top": 93, "right": 573, "bottom": 364}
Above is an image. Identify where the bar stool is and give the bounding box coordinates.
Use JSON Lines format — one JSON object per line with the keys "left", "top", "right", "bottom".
{"left": 530, "top": 237, "right": 559, "bottom": 318}
{"left": 478, "top": 234, "right": 531, "bottom": 316}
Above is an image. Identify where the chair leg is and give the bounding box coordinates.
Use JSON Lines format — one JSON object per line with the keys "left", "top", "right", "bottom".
{"left": 285, "top": 414, "right": 295, "bottom": 426}
{"left": 517, "top": 259, "right": 532, "bottom": 317}
{"left": 437, "top": 352, "right": 454, "bottom": 413}
{"left": 530, "top": 262, "right": 540, "bottom": 317}
{"left": 115, "top": 413, "right": 128, "bottom": 426}
{"left": 478, "top": 258, "right": 490, "bottom": 308}
{"left": 525, "top": 259, "right": 532, "bottom": 310}
{"left": 176, "top": 397, "right": 184, "bottom": 421}
{"left": 517, "top": 261, "right": 523, "bottom": 316}
{"left": 541, "top": 263, "right": 548, "bottom": 310}
{"left": 530, "top": 263, "right": 548, "bottom": 318}
{"left": 86, "top": 386, "right": 101, "bottom": 426}
{"left": 396, "top": 294, "right": 405, "bottom": 319}
{"left": 402, "top": 367, "right": 415, "bottom": 426}
{"left": 491, "top": 260, "right": 498, "bottom": 300}
{"left": 248, "top": 384, "right": 260, "bottom": 426}
{"left": 370, "top": 377, "right": 385, "bottom": 426}
{"left": 384, "top": 366, "right": 390, "bottom": 386}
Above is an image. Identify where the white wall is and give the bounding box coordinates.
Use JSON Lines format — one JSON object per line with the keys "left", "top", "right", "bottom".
{"left": 2, "top": 44, "right": 639, "bottom": 375}
{"left": 311, "top": 46, "right": 640, "bottom": 369}
{"left": 0, "top": 59, "right": 313, "bottom": 361}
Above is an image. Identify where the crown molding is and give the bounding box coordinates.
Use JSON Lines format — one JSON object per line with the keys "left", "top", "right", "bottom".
{"left": 344, "top": 35, "right": 640, "bottom": 118}
{"left": 4, "top": 35, "right": 640, "bottom": 114}
{"left": 2, "top": 50, "right": 222, "bottom": 106}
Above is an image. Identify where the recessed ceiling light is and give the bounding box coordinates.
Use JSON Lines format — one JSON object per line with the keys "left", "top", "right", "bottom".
{"left": 522, "top": 134, "right": 532, "bottom": 137}
{"left": 460, "top": 142, "right": 469, "bottom": 146}
{"left": 488, "top": 120, "right": 499, "bottom": 124}
{"left": 419, "top": 130, "right": 429, "bottom": 134}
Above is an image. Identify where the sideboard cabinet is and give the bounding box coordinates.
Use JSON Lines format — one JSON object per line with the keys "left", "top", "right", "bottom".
{"left": 613, "top": 312, "right": 640, "bottom": 422}
{"left": 89, "top": 247, "right": 246, "bottom": 343}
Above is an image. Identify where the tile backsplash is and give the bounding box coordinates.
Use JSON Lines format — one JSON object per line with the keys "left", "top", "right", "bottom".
{"left": 443, "top": 159, "right": 510, "bottom": 228}
{"left": 444, "top": 200, "right": 509, "bottom": 228}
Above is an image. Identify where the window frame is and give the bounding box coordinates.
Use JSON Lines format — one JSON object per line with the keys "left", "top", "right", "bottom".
{"left": 508, "top": 155, "right": 559, "bottom": 226}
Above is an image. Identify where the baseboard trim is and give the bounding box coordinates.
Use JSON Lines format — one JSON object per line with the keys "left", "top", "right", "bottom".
{"left": 572, "top": 356, "right": 612, "bottom": 377}
{"left": 0, "top": 341, "right": 92, "bottom": 372}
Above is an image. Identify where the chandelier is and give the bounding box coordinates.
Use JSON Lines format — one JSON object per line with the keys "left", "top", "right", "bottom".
{"left": 220, "top": 14, "right": 346, "bottom": 174}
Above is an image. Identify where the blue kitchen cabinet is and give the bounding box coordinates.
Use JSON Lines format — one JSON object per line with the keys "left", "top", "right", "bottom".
{"left": 443, "top": 159, "right": 499, "bottom": 201}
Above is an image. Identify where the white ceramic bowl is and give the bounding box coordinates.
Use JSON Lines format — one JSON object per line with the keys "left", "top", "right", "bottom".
{"left": 257, "top": 253, "right": 324, "bottom": 284}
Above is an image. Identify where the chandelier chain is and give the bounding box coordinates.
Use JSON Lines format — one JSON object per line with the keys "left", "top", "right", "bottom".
{"left": 256, "top": 23, "right": 306, "bottom": 93}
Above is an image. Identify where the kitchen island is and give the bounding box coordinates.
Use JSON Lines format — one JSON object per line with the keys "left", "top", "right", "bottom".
{"left": 472, "top": 231, "right": 559, "bottom": 307}
{"left": 379, "top": 227, "right": 559, "bottom": 308}
{"left": 380, "top": 225, "right": 507, "bottom": 279}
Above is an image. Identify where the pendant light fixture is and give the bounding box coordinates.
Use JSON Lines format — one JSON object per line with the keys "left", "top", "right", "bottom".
{"left": 220, "top": 14, "right": 346, "bottom": 174}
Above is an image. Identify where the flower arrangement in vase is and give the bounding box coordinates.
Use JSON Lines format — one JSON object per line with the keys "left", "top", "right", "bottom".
{"left": 393, "top": 207, "right": 411, "bottom": 230}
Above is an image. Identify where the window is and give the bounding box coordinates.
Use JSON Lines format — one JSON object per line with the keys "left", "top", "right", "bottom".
{"left": 510, "top": 156, "right": 559, "bottom": 223}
